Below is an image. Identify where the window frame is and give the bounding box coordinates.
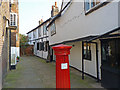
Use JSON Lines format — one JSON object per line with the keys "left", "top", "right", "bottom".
{"left": 33, "top": 30, "right": 36, "bottom": 39}
{"left": 83, "top": 42, "right": 92, "bottom": 60}
{"left": 84, "top": 0, "right": 109, "bottom": 15}
{"left": 50, "top": 22, "right": 56, "bottom": 36}
{"left": 10, "top": 13, "right": 17, "bottom": 26}
{"left": 38, "top": 27, "right": 41, "bottom": 37}
{"left": 39, "top": 42, "right": 42, "bottom": 51}
{"left": 43, "top": 24, "right": 47, "bottom": 35}
{"left": 37, "top": 42, "right": 39, "bottom": 50}
{"left": 101, "top": 38, "right": 120, "bottom": 69}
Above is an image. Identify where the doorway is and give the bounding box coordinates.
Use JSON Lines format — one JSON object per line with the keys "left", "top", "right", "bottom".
{"left": 101, "top": 38, "right": 120, "bottom": 88}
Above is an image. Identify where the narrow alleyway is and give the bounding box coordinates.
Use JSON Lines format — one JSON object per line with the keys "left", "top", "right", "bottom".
{"left": 3, "top": 56, "right": 103, "bottom": 88}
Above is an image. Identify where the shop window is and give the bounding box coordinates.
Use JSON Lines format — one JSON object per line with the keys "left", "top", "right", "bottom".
{"left": 84, "top": 43, "right": 91, "bottom": 60}
{"left": 101, "top": 39, "right": 120, "bottom": 69}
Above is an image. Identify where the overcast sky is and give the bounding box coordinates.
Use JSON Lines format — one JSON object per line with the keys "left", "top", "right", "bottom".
{"left": 19, "top": 0, "right": 62, "bottom": 35}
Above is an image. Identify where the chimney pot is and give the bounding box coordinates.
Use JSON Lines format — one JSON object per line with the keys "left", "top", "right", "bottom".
{"left": 55, "top": 2, "right": 57, "bottom": 7}
{"left": 52, "top": 5, "right": 54, "bottom": 9}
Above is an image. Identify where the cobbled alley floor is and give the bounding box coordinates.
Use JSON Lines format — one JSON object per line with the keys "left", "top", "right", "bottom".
{"left": 3, "top": 56, "right": 104, "bottom": 88}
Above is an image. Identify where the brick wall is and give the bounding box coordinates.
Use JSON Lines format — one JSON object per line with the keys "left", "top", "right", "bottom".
{"left": 0, "top": 2, "right": 10, "bottom": 89}
{"left": 11, "top": 0, "right": 19, "bottom": 48}
{"left": 11, "top": 31, "right": 16, "bottom": 47}
{"left": 20, "top": 45, "right": 34, "bottom": 56}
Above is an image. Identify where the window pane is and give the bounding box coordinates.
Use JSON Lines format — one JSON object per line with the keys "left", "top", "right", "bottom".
{"left": 14, "top": 14, "right": 16, "bottom": 25}
{"left": 85, "top": 0, "right": 90, "bottom": 11}
{"left": 38, "top": 28, "right": 41, "bottom": 37}
{"left": 37, "top": 43, "right": 39, "bottom": 50}
{"left": 101, "top": 39, "right": 118, "bottom": 68}
{"left": 51, "top": 22, "right": 56, "bottom": 36}
{"left": 84, "top": 43, "right": 91, "bottom": 60}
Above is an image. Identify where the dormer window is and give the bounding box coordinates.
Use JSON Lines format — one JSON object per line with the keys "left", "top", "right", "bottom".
{"left": 10, "top": 13, "right": 17, "bottom": 26}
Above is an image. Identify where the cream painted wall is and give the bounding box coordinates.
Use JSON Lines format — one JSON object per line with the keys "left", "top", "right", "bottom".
{"left": 66, "top": 42, "right": 82, "bottom": 71}
{"left": 65, "top": 40, "right": 101, "bottom": 79}
{"left": 48, "top": 1, "right": 119, "bottom": 45}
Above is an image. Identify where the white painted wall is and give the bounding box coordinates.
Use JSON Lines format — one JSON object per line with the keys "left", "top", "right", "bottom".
{"left": 48, "top": 1, "right": 119, "bottom": 45}
{"left": 65, "top": 40, "right": 101, "bottom": 79}
{"left": 27, "top": 21, "right": 50, "bottom": 59}
{"left": 11, "top": 47, "right": 20, "bottom": 65}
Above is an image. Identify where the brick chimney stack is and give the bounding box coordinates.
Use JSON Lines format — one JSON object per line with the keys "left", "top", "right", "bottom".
{"left": 39, "top": 19, "right": 43, "bottom": 25}
{"left": 55, "top": 2, "right": 57, "bottom": 7}
{"left": 51, "top": 2, "right": 59, "bottom": 17}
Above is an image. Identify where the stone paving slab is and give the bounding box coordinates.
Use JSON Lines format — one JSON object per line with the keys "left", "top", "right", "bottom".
{"left": 3, "top": 56, "right": 105, "bottom": 88}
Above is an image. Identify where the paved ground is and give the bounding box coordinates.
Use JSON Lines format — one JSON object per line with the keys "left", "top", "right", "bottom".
{"left": 3, "top": 56, "right": 104, "bottom": 88}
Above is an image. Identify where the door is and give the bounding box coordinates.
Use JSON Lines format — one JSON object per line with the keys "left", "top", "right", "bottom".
{"left": 101, "top": 38, "right": 120, "bottom": 88}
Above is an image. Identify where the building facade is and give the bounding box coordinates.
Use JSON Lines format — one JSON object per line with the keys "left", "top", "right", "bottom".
{"left": 10, "top": 0, "right": 20, "bottom": 68}
{"left": 27, "top": 2, "right": 59, "bottom": 62}
{"left": 27, "top": 19, "right": 51, "bottom": 61}
{"left": 47, "top": 0, "right": 120, "bottom": 88}
{"left": 0, "top": 0, "right": 19, "bottom": 89}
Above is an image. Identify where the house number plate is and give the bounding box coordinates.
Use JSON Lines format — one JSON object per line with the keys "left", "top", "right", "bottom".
{"left": 61, "top": 63, "right": 68, "bottom": 69}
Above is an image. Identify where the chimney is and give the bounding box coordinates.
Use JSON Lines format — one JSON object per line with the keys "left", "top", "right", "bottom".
{"left": 51, "top": 2, "right": 59, "bottom": 17}
{"left": 55, "top": 2, "right": 57, "bottom": 7}
{"left": 39, "top": 19, "right": 43, "bottom": 25}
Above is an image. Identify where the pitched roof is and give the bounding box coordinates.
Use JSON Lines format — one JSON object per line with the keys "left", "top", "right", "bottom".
{"left": 27, "top": 18, "right": 51, "bottom": 34}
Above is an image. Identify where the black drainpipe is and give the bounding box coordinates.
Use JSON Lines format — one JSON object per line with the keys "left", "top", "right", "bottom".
{"left": 9, "top": 29, "right": 11, "bottom": 70}
{"left": 95, "top": 42, "right": 99, "bottom": 82}
{"left": 82, "top": 41, "right": 84, "bottom": 80}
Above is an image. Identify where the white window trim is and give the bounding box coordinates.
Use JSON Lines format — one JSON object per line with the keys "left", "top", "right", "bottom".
{"left": 38, "top": 27, "right": 41, "bottom": 37}
{"left": 50, "top": 22, "right": 56, "bottom": 36}
{"left": 85, "top": 0, "right": 108, "bottom": 13}
{"left": 10, "top": 13, "right": 17, "bottom": 26}
{"left": 33, "top": 31, "right": 36, "bottom": 39}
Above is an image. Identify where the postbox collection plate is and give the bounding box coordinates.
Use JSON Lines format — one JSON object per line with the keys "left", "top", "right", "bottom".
{"left": 61, "top": 63, "right": 68, "bottom": 69}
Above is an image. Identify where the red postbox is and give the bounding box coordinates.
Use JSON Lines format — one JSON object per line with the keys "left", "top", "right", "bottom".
{"left": 52, "top": 44, "right": 72, "bottom": 88}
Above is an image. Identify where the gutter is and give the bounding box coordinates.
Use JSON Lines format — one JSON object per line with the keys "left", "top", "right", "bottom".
{"left": 87, "top": 27, "right": 120, "bottom": 42}
{"left": 27, "top": 18, "right": 51, "bottom": 34}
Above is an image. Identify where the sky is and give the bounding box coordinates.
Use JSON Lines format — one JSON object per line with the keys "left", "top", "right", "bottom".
{"left": 19, "top": 0, "right": 62, "bottom": 35}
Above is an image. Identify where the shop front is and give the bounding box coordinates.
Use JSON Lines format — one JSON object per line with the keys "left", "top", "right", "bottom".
{"left": 101, "top": 38, "right": 120, "bottom": 88}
